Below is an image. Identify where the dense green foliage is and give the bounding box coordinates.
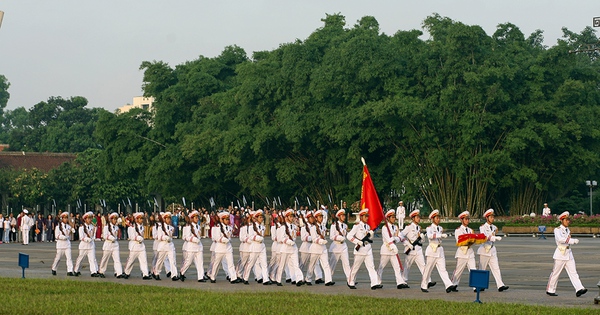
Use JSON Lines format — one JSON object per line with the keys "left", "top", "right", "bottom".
{"left": 1, "top": 14, "right": 600, "bottom": 216}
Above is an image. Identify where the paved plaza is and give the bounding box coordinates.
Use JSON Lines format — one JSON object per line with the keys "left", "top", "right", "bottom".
{"left": 0, "top": 233, "right": 598, "bottom": 308}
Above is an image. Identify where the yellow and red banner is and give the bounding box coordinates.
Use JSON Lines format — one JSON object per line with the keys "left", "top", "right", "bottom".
{"left": 361, "top": 159, "right": 384, "bottom": 230}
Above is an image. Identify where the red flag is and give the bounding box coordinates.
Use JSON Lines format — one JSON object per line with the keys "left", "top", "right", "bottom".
{"left": 360, "top": 159, "right": 383, "bottom": 230}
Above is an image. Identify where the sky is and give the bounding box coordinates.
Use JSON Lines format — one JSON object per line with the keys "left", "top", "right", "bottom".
{"left": 0, "top": 1, "right": 598, "bottom": 112}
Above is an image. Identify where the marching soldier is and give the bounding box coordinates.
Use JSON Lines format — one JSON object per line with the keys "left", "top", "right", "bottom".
{"left": 154, "top": 212, "right": 179, "bottom": 281}
{"left": 244, "top": 209, "right": 272, "bottom": 285}
{"left": 450, "top": 211, "right": 476, "bottom": 291}
{"left": 421, "top": 210, "right": 456, "bottom": 293}
{"left": 98, "top": 212, "right": 124, "bottom": 278}
{"left": 377, "top": 209, "right": 409, "bottom": 289}
{"left": 236, "top": 214, "right": 251, "bottom": 281}
{"left": 180, "top": 210, "right": 205, "bottom": 282}
{"left": 51, "top": 212, "right": 74, "bottom": 276}
{"left": 275, "top": 208, "right": 304, "bottom": 286}
{"left": 123, "top": 212, "right": 152, "bottom": 280}
{"left": 347, "top": 208, "right": 379, "bottom": 290}
{"left": 74, "top": 212, "right": 99, "bottom": 277}
{"left": 300, "top": 211, "right": 323, "bottom": 284}
{"left": 329, "top": 209, "right": 351, "bottom": 283}
{"left": 546, "top": 211, "right": 587, "bottom": 297}
{"left": 209, "top": 212, "right": 240, "bottom": 283}
{"left": 477, "top": 209, "right": 509, "bottom": 292}
{"left": 400, "top": 210, "right": 434, "bottom": 288}
{"left": 307, "top": 210, "right": 335, "bottom": 286}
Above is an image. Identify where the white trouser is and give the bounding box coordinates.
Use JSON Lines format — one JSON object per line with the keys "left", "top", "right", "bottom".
{"left": 181, "top": 250, "right": 205, "bottom": 280}
{"left": 236, "top": 251, "right": 250, "bottom": 278}
{"left": 404, "top": 253, "right": 429, "bottom": 283}
{"left": 546, "top": 259, "right": 584, "bottom": 293}
{"left": 349, "top": 253, "right": 378, "bottom": 287}
{"left": 210, "top": 252, "right": 236, "bottom": 281}
{"left": 99, "top": 249, "right": 123, "bottom": 275}
{"left": 276, "top": 251, "right": 303, "bottom": 283}
{"left": 22, "top": 229, "right": 29, "bottom": 244}
{"left": 421, "top": 255, "right": 453, "bottom": 289}
{"left": 329, "top": 250, "right": 351, "bottom": 283}
{"left": 398, "top": 219, "right": 405, "bottom": 230}
{"left": 244, "top": 250, "right": 269, "bottom": 282}
{"left": 52, "top": 248, "right": 73, "bottom": 272}
{"left": 307, "top": 251, "right": 332, "bottom": 283}
{"left": 303, "top": 253, "right": 323, "bottom": 282}
{"left": 299, "top": 251, "right": 309, "bottom": 270}
{"left": 269, "top": 251, "right": 280, "bottom": 280}
{"left": 377, "top": 254, "right": 407, "bottom": 285}
{"left": 124, "top": 250, "right": 149, "bottom": 276}
{"left": 479, "top": 254, "right": 505, "bottom": 288}
{"left": 75, "top": 249, "right": 98, "bottom": 273}
{"left": 451, "top": 257, "right": 476, "bottom": 286}
{"left": 154, "top": 249, "right": 178, "bottom": 277}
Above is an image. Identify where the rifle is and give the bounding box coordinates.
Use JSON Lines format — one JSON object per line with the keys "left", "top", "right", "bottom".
{"left": 354, "top": 233, "right": 373, "bottom": 251}
{"left": 404, "top": 235, "right": 423, "bottom": 255}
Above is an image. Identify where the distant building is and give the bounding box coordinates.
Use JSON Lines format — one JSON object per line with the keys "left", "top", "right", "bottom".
{"left": 117, "top": 96, "right": 154, "bottom": 113}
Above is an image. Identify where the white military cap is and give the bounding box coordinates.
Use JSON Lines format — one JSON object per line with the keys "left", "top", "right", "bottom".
{"left": 133, "top": 212, "right": 144, "bottom": 219}
{"left": 188, "top": 210, "right": 200, "bottom": 218}
{"left": 83, "top": 211, "right": 94, "bottom": 220}
{"left": 218, "top": 211, "right": 230, "bottom": 219}
{"left": 558, "top": 211, "right": 570, "bottom": 221}
{"left": 283, "top": 209, "right": 294, "bottom": 217}
{"left": 358, "top": 208, "right": 369, "bottom": 216}
{"left": 60, "top": 212, "right": 70, "bottom": 218}
{"left": 483, "top": 209, "right": 495, "bottom": 218}
{"left": 314, "top": 210, "right": 326, "bottom": 217}
{"left": 335, "top": 209, "right": 345, "bottom": 217}
{"left": 385, "top": 209, "right": 396, "bottom": 218}
{"left": 409, "top": 209, "right": 420, "bottom": 218}
{"left": 109, "top": 212, "right": 119, "bottom": 219}
{"left": 428, "top": 209, "right": 440, "bottom": 220}
{"left": 458, "top": 211, "right": 470, "bottom": 219}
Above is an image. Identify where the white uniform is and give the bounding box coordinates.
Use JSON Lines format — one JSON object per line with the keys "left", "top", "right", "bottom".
{"left": 298, "top": 223, "right": 313, "bottom": 278}
{"left": 20, "top": 215, "right": 32, "bottom": 245}
{"left": 52, "top": 223, "right": 74, "bottom": 272}
{"left": 268, "top": 223, "right": 282, "bottom": 281}
{"left": 396, "top": 205, "right": 406, "bottom": 229}
{"left": 328, "top": 221, "right": 351, "bottom": 282}
{"left": 124, "top": 224, "right": 150, "bottom": 277}
{"left": 154, "top": 223, "right": 178, "bottom": 278}
{"left": 451, "top": 225, "right": 476, "bottom": 287}
{"left": 209, "top": 224, "right": 237, "bottom": 281}
{"left": 347, "top": 221, "right": 378, "bottom": 287}
{"left": 275, "top": 222, "right": 304, "bottom": 283}
{"left": 99, "top": 223, "right": 123, "bottom": 276}
{"left": 421, "top": 224, "right": 453, "bottom": 290}
{"left": 236, "top": 224, "right": 250, "bottom": 279}
{"left": 244, "top": 223, "right": 270, "bottom": 282}
{"left": 377, "top": 222, "right": 408, "bottom": 286}
{"left": 180, "top": 223, "right": 204, "bottom": 280}
{"left": 400, "top": 222, "right": 427, "bottom": 283}
{"left": 307, "top": 223, "right": 333, "bottom": 283}
{"left": 477, "top": 222, "right": 506, "bottom": 288}
{"left": 546, "top": 225, "right": 585, "bottom": 294}
{"left": 74, "top": 224, "right": 98, "bottom": 274}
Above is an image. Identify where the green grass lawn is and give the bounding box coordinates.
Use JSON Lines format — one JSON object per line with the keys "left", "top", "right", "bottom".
{"left": 3, "top": 277, "right": 596, "bottom": 314}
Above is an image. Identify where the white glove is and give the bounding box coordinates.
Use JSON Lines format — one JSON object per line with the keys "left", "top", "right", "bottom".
{"left": 86, "top": 238, "right": 92, "bottom": 243}
{"left": 441, "top": 233, "right": 448, "bottom": 239}
{"left": 254, "top": 235, "right": 264, "bottom": 243}
{"left": 220, "top": 238, "right": 230, "bottom": 244}
{"left": 318, "top": 239, "right": 328, "bottom": 245}
{"left": 494, "top": 236, "right": 502, "bottom": 241}
{"left": 368, "top": 231, "right": 374, "bottom": 238}
{"left": 192, "top": 237, "right": 200, "bottom": 244}
{"left": 357, "top": 241, "right": 365, "bottom": 247}
{"left": 572, "top": 239, "right": 579, "bottom": 245}
{"left": 393, "top": 237, "right": 401, "bottom": 243}
{"left": 285, "top": 239, "right": 295, "bottom": 246}
{"left": 165, "top": 237, "right": 172, "bottom": 243}
{"left": 59, "top": 235, "right": 68, "bottom": 240}
{"left": 389, "top": 244, "right": 398, "bottom": 254}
